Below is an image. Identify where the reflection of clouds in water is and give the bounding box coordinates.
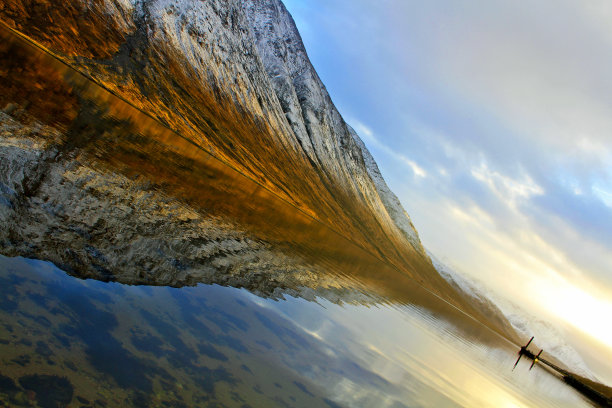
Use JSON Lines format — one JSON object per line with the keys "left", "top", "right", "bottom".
{"left": 260, "top": 295, "right": 588, "bottom": 408}
{"left": 0, "top": 255, "right": 595, "bottom": 407}
{"left": 0, "top": 256, "right": 342, "bottom": 406}
{"left": 257, "top": 298, "right": 454, "bottom": 406}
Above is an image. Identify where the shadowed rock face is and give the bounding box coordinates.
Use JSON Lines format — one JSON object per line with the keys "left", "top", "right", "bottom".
{"left": 0, "top": 1, "right": 520, "bottom": 340}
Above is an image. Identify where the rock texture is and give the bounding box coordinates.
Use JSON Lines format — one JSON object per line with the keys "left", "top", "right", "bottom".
{"left": 1, "top": 0, "right": 437, "bottom": 282}
{"left": 243, "top": 0, "right": 422, "bottom": 251}
{"left": 0, "top": 109, "right": 367, "bottom": 301}
{"left": 0, "top": 0, "right": 518, "bottom": 334}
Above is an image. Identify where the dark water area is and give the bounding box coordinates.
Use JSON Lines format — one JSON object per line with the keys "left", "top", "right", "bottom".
{"left": 0, "top": 255, "right": 594, "bottom": 407}
{"left": 0, "top": 255, "right": 342, "bottom": 407}
{"left": 0, "top": 20, "right": 599, "bottom": 408}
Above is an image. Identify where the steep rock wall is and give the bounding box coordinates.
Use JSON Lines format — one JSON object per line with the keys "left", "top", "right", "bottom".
{"left": 1, "top": 0, "right": 452, "bottom": 296}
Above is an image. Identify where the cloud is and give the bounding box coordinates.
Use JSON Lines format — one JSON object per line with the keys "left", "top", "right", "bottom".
{"left": 404, "top": 159, "right": 427, "bottom": 179}
{"left": 411, "top": 191, "right": 612, "bottom": 345}
{"left": 283, "top": 0, "right": 612, "bottom": 363}
{"left": 350, "top": 119, "right": 427, "bottom": 179}
{"left": 593, "top": 184, "right": 612, "bottom": 209}
{"left": 471, "top": 161, "right": 543, "bottom": 207}
{"left": 528, "top": 183, "right": 612, "bottom": 252}
{"left": 390, "top": 0, "right": 612, "bottom": 149}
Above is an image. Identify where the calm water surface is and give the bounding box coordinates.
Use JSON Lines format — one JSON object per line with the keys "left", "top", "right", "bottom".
{"left": 0, "top": 22, "right": 596, "bottom": 408}
{"left": 0, "top": 255, "right": 593, "bottom": 407}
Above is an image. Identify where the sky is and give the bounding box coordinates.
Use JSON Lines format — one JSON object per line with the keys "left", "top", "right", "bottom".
{"left": 282, "top": 0, "right": 612, "bottom": 381}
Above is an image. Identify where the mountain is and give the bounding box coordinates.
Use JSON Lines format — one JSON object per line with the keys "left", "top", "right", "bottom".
{"left": 0, "top": 0, "right": 518, "bottom": 337}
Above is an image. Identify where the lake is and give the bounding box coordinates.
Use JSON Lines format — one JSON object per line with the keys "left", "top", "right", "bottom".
{"left": 0, "top": 21, "right": 596, "bottom": 408}
{"left": 0, "top": 254, "right": 594, "bottom": 407}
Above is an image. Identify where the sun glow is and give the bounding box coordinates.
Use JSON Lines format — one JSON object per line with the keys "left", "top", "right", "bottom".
{"left": 533, "top": 278, "right": 612, "bottom": 350}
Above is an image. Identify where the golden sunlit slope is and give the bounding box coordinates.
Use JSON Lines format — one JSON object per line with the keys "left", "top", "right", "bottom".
{"left": 1, "top": 1, "right": 430, "bottom": 280}
{"left": 0, "top": 0, "right": 522, "bottom": 341}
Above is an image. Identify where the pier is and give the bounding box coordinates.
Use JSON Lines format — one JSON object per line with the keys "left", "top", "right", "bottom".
{"left": 514, "top": 337, "right": 612, "bottom": 407}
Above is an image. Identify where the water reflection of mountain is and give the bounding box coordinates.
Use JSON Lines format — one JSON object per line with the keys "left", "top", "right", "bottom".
{"left": 1, "top": 0, "right": 437, "bottom": 286}
{"left": 0, "top": 255, "right": 361, "bottom": 407}
{"left": 0, "top": 19, "right": 521, "bottom": 346}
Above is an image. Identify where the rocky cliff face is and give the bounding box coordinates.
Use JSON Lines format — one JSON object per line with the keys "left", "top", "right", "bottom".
{"left": 0, "top": 0, "right": 498, "bottom": 319}
{"left": 243, "top": 0, "right": 424, "bottom": 252}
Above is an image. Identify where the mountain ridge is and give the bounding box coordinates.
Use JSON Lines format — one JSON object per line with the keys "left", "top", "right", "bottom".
{"left": 0, "top": 0, "right": 517, "bottom": 336}
{"left": 2, "top": 0, "right": 432, "bottom": 273}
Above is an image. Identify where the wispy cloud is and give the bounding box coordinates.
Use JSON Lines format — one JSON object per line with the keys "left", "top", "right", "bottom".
{"left": 593, "top": 184, "right": 612, "bottom": 208}
{"left": 350, "top": 119, "right": 427, "bottom": 179}
{"left": 284, "top": 0, "right": 612, "bottom": 375}
{"left": 470, "top": 161, "right": 543, "bottom": 207}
